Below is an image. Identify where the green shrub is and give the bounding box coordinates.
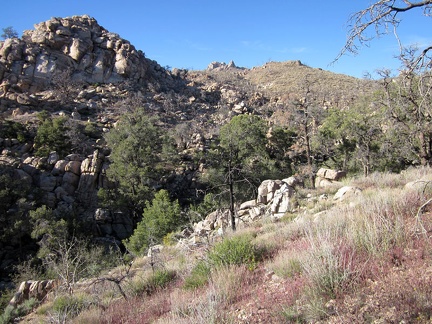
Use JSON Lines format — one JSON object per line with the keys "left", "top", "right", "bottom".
{"left": 34, "top": 116, "right": 71, "bottom": 157}
{"left": 208, "top": 234, "right": 264, "bottom": 270}
{"left": 0, "top": 298, "right": 38, "bottom": 324}
{"left": 0, "top": 288, "right": 15, "bottom": 312}
{"left": 0, "top": 120, "right": 29, "bottom": 142}
{"left": 130, "top": 270, "right": 176, "bottom": 297}
{"left": 183, "top": 261, "right": 211, "bottom": 290}
{"left": 145, "top": 269, "right": 176, "bottom": 295}
{"left": 83, "top": 122, "right": 99, "bottom": 138}
{"left": 51, "top": 294, "right": 93, "bottom": 319}
{"left": 162, "top": 232, "right": 177, "bottom": 246}
{"left": 0, "top": 305, "right": 15, "bottom": 324}
{"left": 124, "top": 190, "right": 182, "bottom": 255}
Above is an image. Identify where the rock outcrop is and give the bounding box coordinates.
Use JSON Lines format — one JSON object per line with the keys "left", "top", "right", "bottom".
{"left": 333, "top": 186, "right": 362, "bottom": 201}
{"left": 0, "top": 15, "right": 174, "bottom": 100}
{"left": 9, "top": 280, "right": 58, "bottom": 307}
{"left": 207, "top": 60, "right": 240, "bottom": 71}
{"left": 315, "top": 168, "right": 347, "bottom": 187}
{"left": 185, "top": 176, "right": 302, "bottom": 244}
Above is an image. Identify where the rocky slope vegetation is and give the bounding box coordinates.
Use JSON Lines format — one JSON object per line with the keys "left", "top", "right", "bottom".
{"left": 7, "top": 167, "right": 432, "bottom": 323}
{"left": 0, "top": 15, "right": 382, "bottom": 300}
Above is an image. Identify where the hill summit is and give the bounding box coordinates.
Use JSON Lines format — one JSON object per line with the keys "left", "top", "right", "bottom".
{"left": 0, "top": 15, "right": 175, "bottom": 95}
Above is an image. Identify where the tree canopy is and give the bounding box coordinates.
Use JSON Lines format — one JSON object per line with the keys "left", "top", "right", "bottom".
{"left": 1, "top": 26, "right": 18, "bottom": 39}
{"left": 104, "top": 108, "right": 174, "bottom": 216}
{"left": 205, "top": 114, "right": 277, "bottom": 230}
{"left": 124, "top": 189, "right": 181, "bottom": 255}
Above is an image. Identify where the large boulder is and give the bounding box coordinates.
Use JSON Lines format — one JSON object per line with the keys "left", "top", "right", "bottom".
{"left": 333, "top": 186, "right": 362, "bottom": 201}
{"left": 62, "top": 171, "right": 80, "bottom": 193}
{"left": 9, "top": 280, "right": 57, "bottom": 307}
{"left": 51, "top": 160, "right": 68, "bottom": 176}
{"left": 282, "top": 176, "right": 304, "bottom": 188}
{"left": 270, "top": 183, "right": 295, "bottom": 217}
{"left": 77, "top": 150, "right": 104, "bottom": 205}
{"left": 315, "top": 168, "right": 347, "bottom": 188}
{"left": 0, "top": 15, "right": 155, "bottom": 96}
{"left": 64, "top": 160, "right": 82, "bottom": 175}
{"left": 257, "top": 180, "right": 283, "bottom": 204}
{"left": 316, "top": 168, "right": 346, "bottom": 181}
{"left": 39, "top": 174, "right": 57, "bottom": 192}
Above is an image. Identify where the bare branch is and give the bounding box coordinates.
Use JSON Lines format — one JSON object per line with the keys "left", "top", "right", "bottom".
{"left": 334, "top": 0, "right": 432, "bottom": 67}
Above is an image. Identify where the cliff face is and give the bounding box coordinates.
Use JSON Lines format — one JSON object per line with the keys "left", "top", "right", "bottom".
{"left": 0, "top": 15, "right": 158, "bottom": 94}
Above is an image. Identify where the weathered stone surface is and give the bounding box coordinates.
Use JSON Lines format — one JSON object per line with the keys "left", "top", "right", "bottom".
{"left": 9, "top": 280, "right": 57, "bottom": 307}
{"left": 147, "top": 244, "right": 164, "bottom": 258}
{"left": 239, "top": 200, "right": 257, "bottom": 210}
{"left": 54, "top": 186, "right": 68, "bottom": 200}
{"left": 47, "top": 151, "right": 59, "bottom": 165}
{"left": 15, "top": 169, "right": 32, "bottom": 186}
{"left": 315, "top": 177, "right": 336, "bottom": 188}
{"left": 283, "top": 176, "right": 304, "bottom": 188}
{"left": 0, "top": 15, "right": 155, "bottom": 95}
{"left": 77, "top": 150, "right": 103, "bottom": 205}
{"left": 62, "top": 171, "right": 80, "bottom": 195}
{"left": 51, "top": 160, "right": 68, "bottom": 176}
{"left": 333, "top": 186, "right": 362, "bottom": 201}
{"left": 270, "top": 184, "right": 295, "bottom": 216}
{"left": 111, "top": 212, "right": 133, "bottom": 240}
{"left": 257, "top": 180, "right": 283, "bottom": 204}
{"left": 81, "top": 150, "right": 103, "bottom": 173}
{"left": 316, "top": 168, "right": 346, "bottom": 181}
{"left": 94, "top": 208, "right": 112, "bottom": 223}
{"left": 64, "top": 161, "right": 82, "bottom": 175}
{"left": 39, "top": 174, "right": 57, "bottom": 192}
{"left": 42, "top": 192, "right": 57, "bottom": 208}
{"left": 65, "top": 154, "right": 81, "bottom": 162}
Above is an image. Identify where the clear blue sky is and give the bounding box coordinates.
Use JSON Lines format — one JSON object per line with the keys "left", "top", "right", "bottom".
{"left": 1, "top": 1, "right": 430, "bottom": 78}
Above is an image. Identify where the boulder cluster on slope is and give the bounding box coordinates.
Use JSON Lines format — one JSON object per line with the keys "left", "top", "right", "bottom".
{"left": 182, "top": 170, "right": 361, "bottom": 245}
{"left": 1, "top": 15, "right": 147, "bottom": 91}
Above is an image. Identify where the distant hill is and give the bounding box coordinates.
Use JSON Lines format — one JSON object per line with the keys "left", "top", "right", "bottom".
{"left": 0, "top": 15, "right": 378, "bottom": 122}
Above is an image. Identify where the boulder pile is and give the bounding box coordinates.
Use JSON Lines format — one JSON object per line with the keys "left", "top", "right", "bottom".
{"left": 315, "top": 168, "right": 346, "bottom": 187}
{"left": 0, "top": 15, "right": 174, "bottom": 99}
{"left": 9, "top": 280, "right": 58, "bottom": 307}
{"left": 186, "top": 176, "right": 303, "bottom": 244}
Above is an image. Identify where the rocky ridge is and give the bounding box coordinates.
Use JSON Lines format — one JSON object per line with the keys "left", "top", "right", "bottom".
{"left": 0, "top": 15, "right": 172, "bottom": 94}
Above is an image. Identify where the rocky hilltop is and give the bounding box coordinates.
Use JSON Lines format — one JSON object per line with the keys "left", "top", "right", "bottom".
{"left": 0, "top": 15, "right": 176, "bottom": 97}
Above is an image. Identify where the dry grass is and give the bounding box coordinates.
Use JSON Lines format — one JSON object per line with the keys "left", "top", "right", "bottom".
{"left": 19, "top": 167, "right": 432, "bottom": 323}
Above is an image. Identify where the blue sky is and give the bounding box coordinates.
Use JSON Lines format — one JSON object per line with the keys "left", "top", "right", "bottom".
{"left": 1, "top": 1, "right": 430, "bottom": 78}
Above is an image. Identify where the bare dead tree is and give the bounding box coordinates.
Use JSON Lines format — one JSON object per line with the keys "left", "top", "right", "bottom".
{"left": 336, "top": 0, "right": 432, "bottom": 72}
{"left": 50, "top": 69, "right": 84, "bottom": 108}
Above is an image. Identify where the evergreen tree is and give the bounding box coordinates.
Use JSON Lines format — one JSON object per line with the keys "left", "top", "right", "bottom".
{"left": 1, "top": 26, "right": 18, "bottom": 39}
{"left": 34, "top": 115, "right": 71, "bottom": 158}
{"left": 124, "top": 190, "right": 181, "bottom": 255}
{"left": 205, "top": 114, "right": 276, "bottom": 230}
{"left": 104, "top": 109, "right": 172, "bottom": 217}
